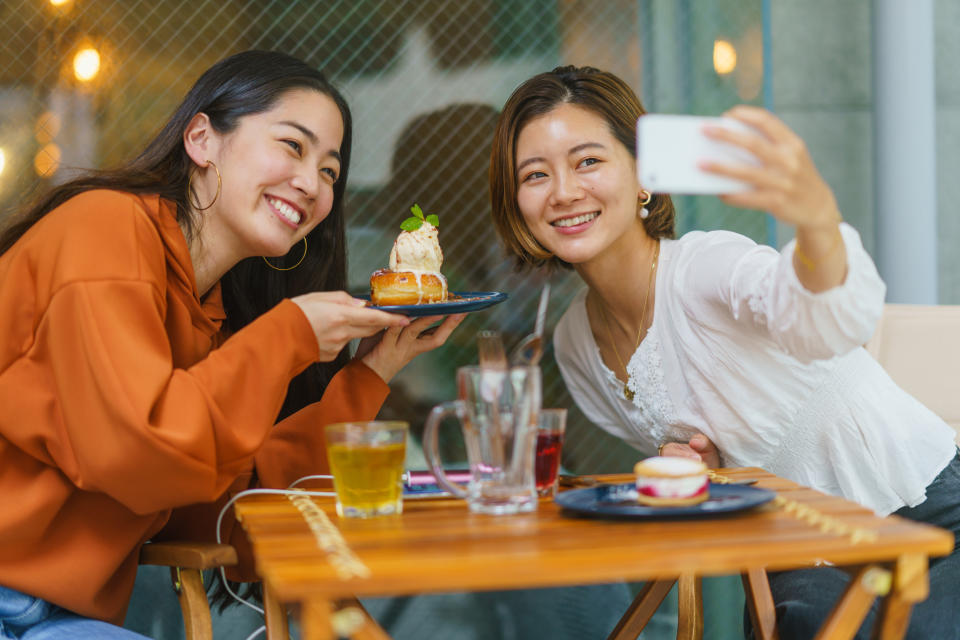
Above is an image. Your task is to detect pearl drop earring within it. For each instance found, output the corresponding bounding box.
[639,189,652,219]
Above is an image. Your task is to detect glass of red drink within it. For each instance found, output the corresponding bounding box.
[535,408,567,497]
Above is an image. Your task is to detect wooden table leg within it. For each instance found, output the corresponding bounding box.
[301,596,335,640]
[336,596,393,640]
[607,578,677,640]
[814,565,890,640]
[677,573,703,640]
[872,554,928,640]
[742,568,779,640]
[291,595,393,640]
[263,583,291,640]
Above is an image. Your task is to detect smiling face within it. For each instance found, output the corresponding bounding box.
[200,88,345,262]
[515,103,645,266]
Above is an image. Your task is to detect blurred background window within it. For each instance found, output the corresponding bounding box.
[1,0,957,475]
[4,2,956,638]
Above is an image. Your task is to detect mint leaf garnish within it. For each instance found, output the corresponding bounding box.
[401,203,438,231]
[400,217,423,231]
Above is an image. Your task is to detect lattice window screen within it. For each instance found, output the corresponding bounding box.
[0,0,763,474]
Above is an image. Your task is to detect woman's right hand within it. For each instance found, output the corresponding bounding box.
[291,291,409,361]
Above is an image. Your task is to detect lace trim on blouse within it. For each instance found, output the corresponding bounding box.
[595,325,678,446]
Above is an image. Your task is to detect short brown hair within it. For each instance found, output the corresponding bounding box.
[489,65,675,271]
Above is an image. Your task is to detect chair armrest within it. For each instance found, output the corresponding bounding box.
[139,541,238,570]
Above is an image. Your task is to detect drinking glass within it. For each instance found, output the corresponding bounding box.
[324,421,408,518]
[424,365,541,515]
[535,408,567,498]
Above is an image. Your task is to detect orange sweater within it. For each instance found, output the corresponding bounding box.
[0,190,389,624]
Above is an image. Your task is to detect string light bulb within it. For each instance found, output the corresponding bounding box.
[0,148,6,177]
[713,39,737,75]
[35,111,62,145]
[34,143,61,177]
[73,47,101,82]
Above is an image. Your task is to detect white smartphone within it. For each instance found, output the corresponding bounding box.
[636,114,760,195]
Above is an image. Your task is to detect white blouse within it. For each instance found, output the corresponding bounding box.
[554,225,957,515]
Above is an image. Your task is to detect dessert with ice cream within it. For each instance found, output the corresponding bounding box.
[633,456,709,506]
[370,204,448,305]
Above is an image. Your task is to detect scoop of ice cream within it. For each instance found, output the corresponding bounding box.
[389,221,443,273]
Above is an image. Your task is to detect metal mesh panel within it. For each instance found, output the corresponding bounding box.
[0,0,764,475]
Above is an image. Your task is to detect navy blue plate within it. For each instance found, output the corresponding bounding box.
[555,482,775,518]
[359,291,508,317]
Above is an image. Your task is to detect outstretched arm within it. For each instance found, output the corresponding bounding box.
[701,105,846,293]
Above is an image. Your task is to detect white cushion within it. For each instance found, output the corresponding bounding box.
[866,304,960,442]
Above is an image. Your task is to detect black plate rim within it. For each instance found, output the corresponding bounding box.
[356,291,508,316]
[554,482,775,519]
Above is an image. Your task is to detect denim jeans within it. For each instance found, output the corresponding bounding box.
[748,451,960,640]
[0,585,150,640]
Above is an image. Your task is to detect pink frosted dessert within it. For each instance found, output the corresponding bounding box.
[633,456,709,506]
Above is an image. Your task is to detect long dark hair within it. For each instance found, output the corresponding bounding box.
[0,50,353,419]
[489,65,675,271]
[1,50,356,611]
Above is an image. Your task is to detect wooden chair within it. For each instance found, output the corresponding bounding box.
[865,303,960,442]
[138,541,239,640]
[138,541,391,640]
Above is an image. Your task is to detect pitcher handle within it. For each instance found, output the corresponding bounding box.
[423,400,469,499]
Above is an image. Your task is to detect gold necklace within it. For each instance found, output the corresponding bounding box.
[599,240,660,401]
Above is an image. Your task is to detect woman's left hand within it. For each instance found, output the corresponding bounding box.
[701,105,840,232]
[356,313,467,383]
[659,433,721,469]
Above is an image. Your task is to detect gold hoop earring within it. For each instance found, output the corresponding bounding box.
[188,161,221,211]
[263,237,308,271]
[639,189,652,219]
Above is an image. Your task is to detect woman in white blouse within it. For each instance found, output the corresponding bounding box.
[489,65,959,639]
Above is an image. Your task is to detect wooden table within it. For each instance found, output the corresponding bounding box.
[234,468,953,640]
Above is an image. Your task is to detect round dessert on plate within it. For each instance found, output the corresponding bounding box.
[633,456,709,506]
[370,269,447,306]
[370,204,449,306]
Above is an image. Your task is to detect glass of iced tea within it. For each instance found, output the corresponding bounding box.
[535,408,567,498]
[324,421,408,518]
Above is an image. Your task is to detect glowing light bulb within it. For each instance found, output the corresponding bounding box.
[50,0,70,6]
[713,39,737,75]
[0,148,6,176]
[34,143,61,177]
[35,111,62,144]
[73,47,101,82]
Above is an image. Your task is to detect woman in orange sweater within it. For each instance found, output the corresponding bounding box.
[0,50,463,638]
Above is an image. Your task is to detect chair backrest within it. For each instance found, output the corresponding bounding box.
[865,303,960,443]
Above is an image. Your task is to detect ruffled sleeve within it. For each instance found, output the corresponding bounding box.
[674,224,886,363]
